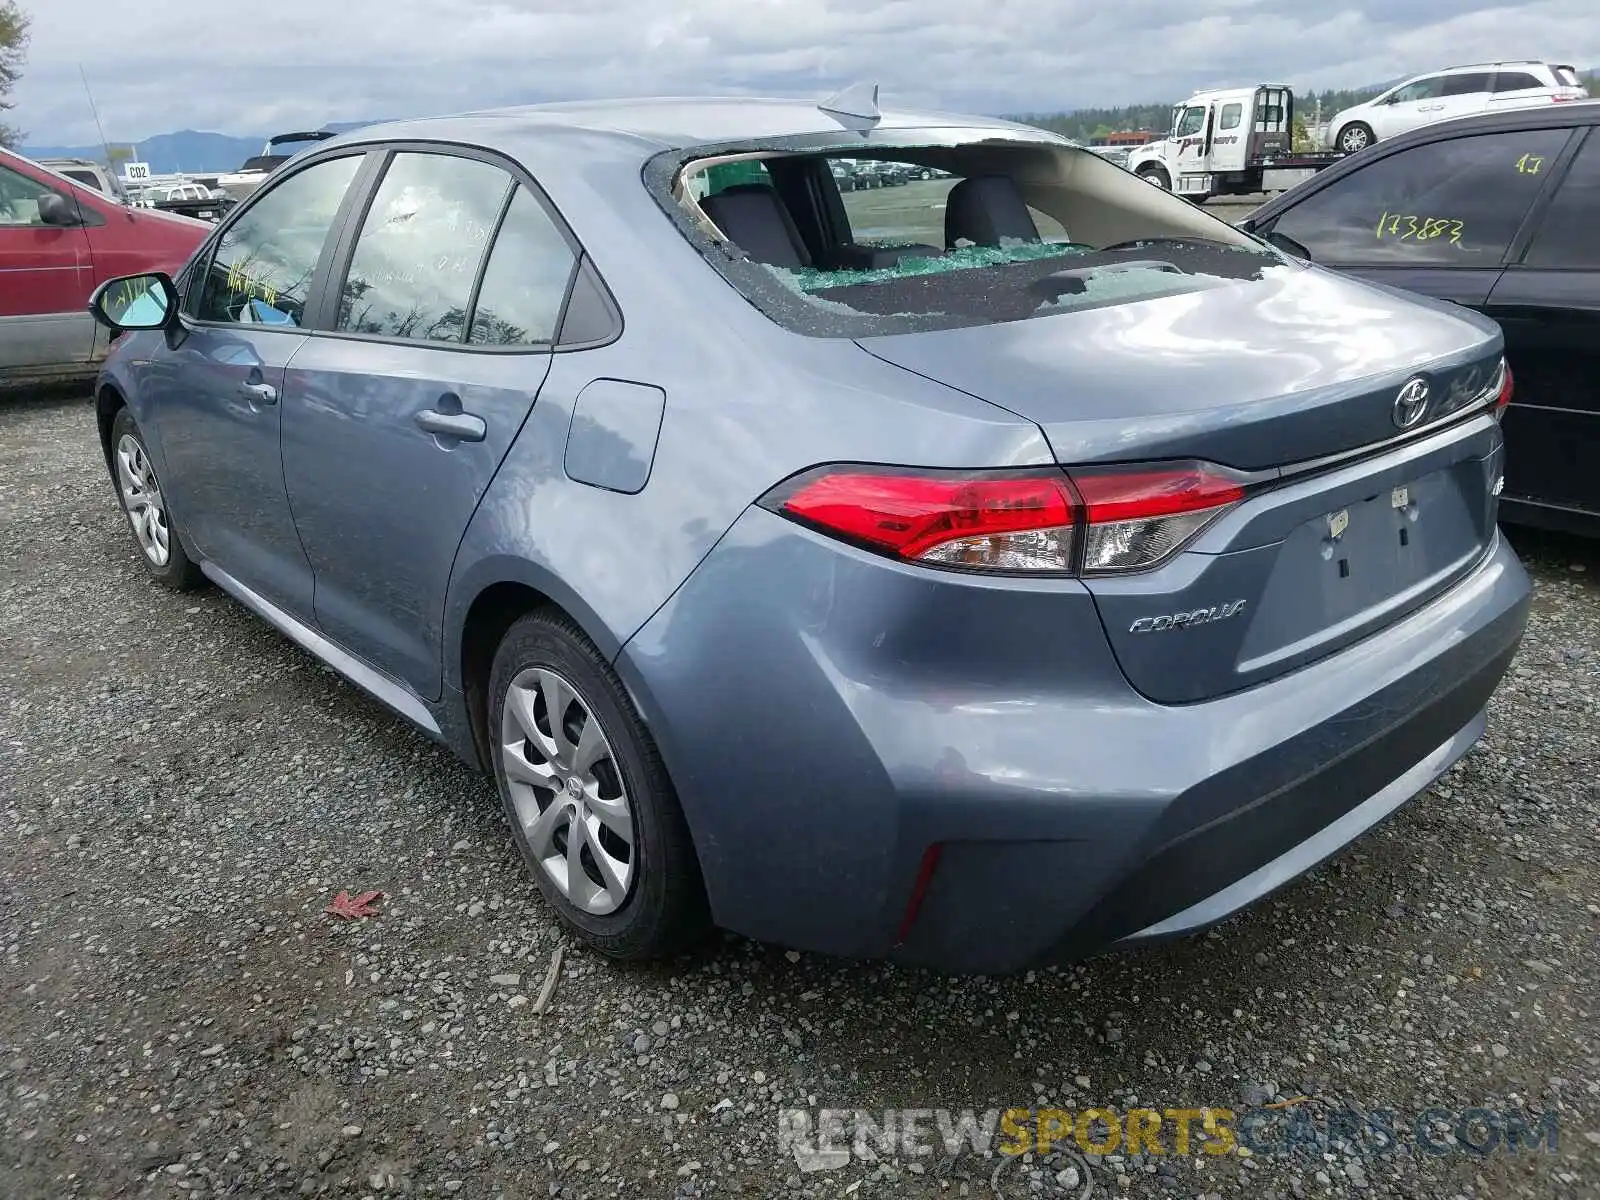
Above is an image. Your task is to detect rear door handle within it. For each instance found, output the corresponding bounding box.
[415,408,486,442]
[239,380,277,405]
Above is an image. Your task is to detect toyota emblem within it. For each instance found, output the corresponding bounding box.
[1392,377,1430,429]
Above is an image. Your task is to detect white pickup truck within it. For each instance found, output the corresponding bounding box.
[1125,85,1344,202]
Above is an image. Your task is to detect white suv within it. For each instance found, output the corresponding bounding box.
[1329,61,1588,153]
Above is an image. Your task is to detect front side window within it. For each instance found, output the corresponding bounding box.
[0,162,49,225]
[1174,106,1206,137]
[1219,103,1243,131]
[193,154,362,325]
[1523,133,1600,269]
[1389,77,1444,104]
[336,152,511,343]
[467,186,576,346]
[1267,129,1570,266]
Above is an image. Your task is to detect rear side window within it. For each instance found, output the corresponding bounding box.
[193,154,362,325]
[1494,71,1546,93]
[1523,133,1600,269]
[336,152,510,343]
[1443,73,1493,96]
[1219,104,1242,131]
[63,169,102,191]
[1267,129,1570,266]
[467,186,576,346]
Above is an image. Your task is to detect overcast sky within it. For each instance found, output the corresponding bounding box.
[14,0,1600,145]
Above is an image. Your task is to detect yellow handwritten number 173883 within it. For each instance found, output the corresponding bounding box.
[1376,212,1464,246]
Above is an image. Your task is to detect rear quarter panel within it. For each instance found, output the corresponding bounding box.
[441,129,1051,677]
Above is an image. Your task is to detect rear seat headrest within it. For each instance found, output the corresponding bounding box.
[700,184,813,269]
[943,174,1041,250]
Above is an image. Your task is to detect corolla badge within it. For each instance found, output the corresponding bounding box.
[1129,600,1247,634]
[1392,377,1431,429]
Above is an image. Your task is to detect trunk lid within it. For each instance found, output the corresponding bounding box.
[855,264,1501,471]
[857,265,1507,702]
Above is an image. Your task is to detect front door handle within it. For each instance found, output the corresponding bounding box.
[239,380,278,405]
[416,408,486,442]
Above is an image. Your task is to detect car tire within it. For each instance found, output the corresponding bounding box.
[488,610,711,961]
[108,408,203,590]
[1337,122,1374,153]
[1137,166,1172,190]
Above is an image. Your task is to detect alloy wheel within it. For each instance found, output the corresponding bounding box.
[500,667,635,915]
[115,433,170,567]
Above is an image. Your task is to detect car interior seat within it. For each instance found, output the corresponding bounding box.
[700,184,813,268]
[943,174,1042,249]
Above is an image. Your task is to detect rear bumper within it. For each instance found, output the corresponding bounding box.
[617,513,1530,974]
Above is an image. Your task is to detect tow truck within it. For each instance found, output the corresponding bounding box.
[1125,85,1345,202]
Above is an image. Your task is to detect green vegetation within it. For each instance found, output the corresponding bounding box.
[0,1,28,148]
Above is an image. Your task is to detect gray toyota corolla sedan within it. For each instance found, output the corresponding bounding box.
[86,93,1529,973]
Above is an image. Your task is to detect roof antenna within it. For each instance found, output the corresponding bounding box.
[818,82,881,124]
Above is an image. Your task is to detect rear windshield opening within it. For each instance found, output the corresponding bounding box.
[1554,65,1581,86]
[662,138,1285,336]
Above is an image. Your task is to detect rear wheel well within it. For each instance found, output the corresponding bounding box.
[460,582,555,769]
[96,384,127,469]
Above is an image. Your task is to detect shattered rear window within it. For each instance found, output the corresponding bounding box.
[648,132,1288,338]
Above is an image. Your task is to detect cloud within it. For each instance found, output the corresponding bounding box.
[12,0,1599,144]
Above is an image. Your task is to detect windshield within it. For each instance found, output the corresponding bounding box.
[655,134,1283,338]
[1554,65,1581,86]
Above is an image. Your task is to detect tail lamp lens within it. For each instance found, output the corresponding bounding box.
[763,461,1247,575]
[1493,358,1513,418]
[774,470,1079,572]
[1069,464,1247,573]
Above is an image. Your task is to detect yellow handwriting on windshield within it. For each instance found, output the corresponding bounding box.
[1375,212,1464,247]
[1515,153,1545,175]
[225,262,279,307]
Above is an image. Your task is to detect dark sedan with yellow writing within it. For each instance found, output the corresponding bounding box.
[1246,102,1600,536]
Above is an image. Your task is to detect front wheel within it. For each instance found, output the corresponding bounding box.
[109,408,203,590]
[1337,122,1374,154]
[1137,166,1172,191]
[488,611,710,960]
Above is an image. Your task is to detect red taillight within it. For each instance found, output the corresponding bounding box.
[1495,360,1514,418]
[1069,464,1247,523]
[1070,463,1248,573]
[763,460,1248,575]
[775,469,1079,571]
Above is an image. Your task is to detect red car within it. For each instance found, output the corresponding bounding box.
[0,147,208,386]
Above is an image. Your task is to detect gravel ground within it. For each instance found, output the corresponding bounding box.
[2,389,1597,1200]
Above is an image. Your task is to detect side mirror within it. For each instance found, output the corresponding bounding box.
[88,272,180,332]
[1265,230,1312,261]
[37,192,82,227]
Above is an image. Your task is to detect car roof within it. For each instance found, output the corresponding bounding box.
[1399,60,1561,82]
[322,95,1050,156]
